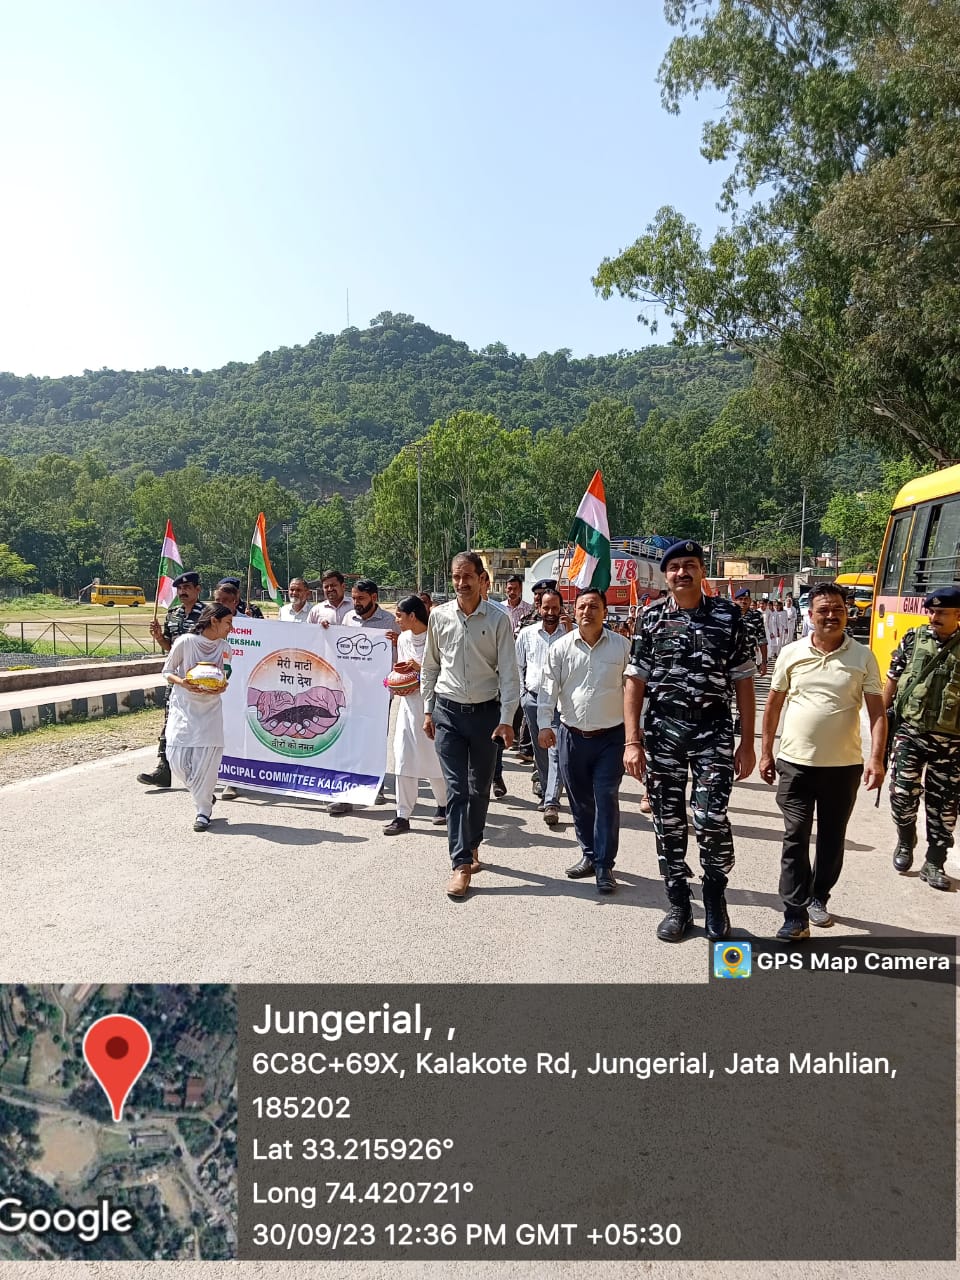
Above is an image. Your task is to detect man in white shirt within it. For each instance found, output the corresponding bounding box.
[760,583,886,938]
[422,552,520,900]
[516,588,565,824]
[539,588,631,894]
[279,578,312,622]
[327,578,397,816]
[307,570,353,626]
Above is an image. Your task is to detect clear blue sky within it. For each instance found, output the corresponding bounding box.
[0,0,726,376]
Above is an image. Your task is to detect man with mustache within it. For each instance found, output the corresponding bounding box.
[883,586,960,892]
[624,540,757,942]
[760,583,886,937]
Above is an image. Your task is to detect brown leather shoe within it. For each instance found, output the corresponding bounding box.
[446,865,472,899]
[470,848,484,874]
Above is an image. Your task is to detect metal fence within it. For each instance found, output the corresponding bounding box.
[1,621,162,658]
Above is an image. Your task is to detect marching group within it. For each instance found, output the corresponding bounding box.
[138,548,957,938]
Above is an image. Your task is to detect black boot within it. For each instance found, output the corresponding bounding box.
[920,855,951,891]
[893,822,916,873]
[137,751,171,788]
[657,884,693,942]
[702,878,730,942]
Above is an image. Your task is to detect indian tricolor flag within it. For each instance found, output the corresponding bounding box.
[156,520,183,609]
[568,470,611,592]
[250,512,283,606]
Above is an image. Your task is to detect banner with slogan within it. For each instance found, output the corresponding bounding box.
[217,618,392,803]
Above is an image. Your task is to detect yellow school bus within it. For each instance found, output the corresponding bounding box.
[872,465,960,673]
[88,584,146,607]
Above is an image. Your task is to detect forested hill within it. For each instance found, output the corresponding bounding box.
[0,313,748,490]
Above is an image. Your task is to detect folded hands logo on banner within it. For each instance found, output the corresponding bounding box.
[247,649,346,755]
[219,620,391,802]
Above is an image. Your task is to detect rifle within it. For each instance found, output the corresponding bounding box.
[877,707,899,807]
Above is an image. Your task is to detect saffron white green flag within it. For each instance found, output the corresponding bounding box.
[250,512,283,606]
[567,470,611,592]
[156,520,183,608]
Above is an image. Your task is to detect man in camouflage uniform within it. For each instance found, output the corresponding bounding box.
[137,571,205,788]
[625,541,757,942]
[735,589,768,676]
[883,587,960,891]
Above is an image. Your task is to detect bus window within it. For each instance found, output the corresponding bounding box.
[905,499,960,595]
[880,512,912,595]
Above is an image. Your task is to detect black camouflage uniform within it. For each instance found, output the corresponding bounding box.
[742,607,767,665]
[137,593,205,786]
[627,593,756,904]
[887,614,960,890]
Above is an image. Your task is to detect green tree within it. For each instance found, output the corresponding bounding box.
[594,0,960,466]
[0,543,36,587]
[296,495,356,576]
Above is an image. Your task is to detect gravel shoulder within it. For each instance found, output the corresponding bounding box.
[0,708,164,785]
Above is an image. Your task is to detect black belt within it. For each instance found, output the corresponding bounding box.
[651,704,730,724]
[436,696,500,715]
[561,722,623,738]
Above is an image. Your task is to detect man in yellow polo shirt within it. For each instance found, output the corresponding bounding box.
[759,583,887,939]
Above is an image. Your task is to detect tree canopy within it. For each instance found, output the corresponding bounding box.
[594,0,960,467]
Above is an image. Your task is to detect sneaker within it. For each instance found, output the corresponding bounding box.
[543,805,560,826]
[776,916,810,939]
[193,815,211,832]
[431,806,447,826]
[221,785,239,800]
[808,898,833,927]
[532,776,543,798]
[383,817,410,836]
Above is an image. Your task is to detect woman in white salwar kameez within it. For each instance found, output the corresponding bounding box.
[382,595,447,836]
[162,602,233,832]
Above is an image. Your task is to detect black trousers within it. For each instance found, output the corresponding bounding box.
[433,698,500,869]
[775,759,862,916]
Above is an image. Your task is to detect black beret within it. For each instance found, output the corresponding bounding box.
[532,578,557,592]
[734,588,751,599]
[172,572,200,587]
[659,540,705,571]
[924,587,960,609]
[217,577,241,589]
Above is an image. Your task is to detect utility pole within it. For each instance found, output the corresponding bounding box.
[709,510,719,578]
[282,524,291,584]
[416,444,423,593]
[798,486,807,575]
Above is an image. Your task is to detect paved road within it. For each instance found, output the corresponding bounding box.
[1,703,956,1279]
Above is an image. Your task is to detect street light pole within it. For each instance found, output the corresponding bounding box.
[710,509,719,579]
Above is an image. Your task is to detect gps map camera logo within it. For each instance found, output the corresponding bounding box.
[713,941,752,980]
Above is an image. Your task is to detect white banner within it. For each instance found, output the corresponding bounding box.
[218,619,392,802]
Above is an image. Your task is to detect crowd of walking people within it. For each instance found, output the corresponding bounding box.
[138,547,957,938]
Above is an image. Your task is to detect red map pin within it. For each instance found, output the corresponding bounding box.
[82,1015,153,1122]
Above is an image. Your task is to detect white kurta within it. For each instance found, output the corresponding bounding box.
[162,633,231,819]
[393,630,442,778]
